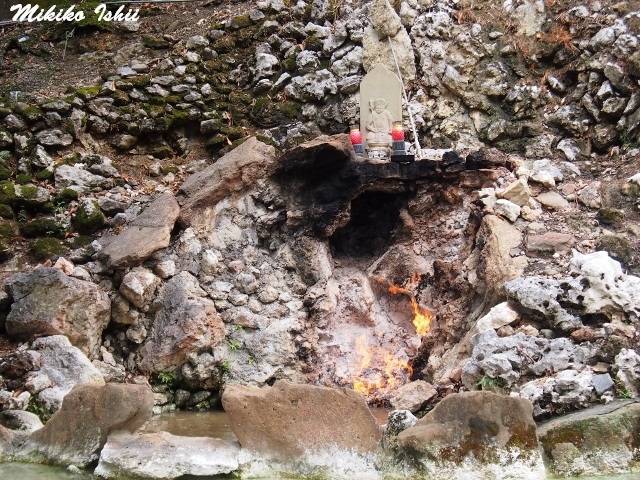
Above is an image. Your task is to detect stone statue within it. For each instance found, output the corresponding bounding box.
[365,97,393,146]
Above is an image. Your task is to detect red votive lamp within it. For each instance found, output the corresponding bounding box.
[350,126,364,156]
[391,121,405,141]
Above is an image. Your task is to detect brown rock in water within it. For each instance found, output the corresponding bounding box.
[178,137,276,227]
[396,391,543,474]
[221,380,382,461]
[4,267,110,359]
[538,401,640,476]
[99,193,180,269]
[18,382,154,467]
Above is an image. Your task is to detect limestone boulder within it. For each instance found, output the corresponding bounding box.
[538,401,640,476]
[17,382,153,467]
[362,25,416,82]
[221,381,382,461]
[470,214,527,299]
[178,137,276,227]
[138,272,225,373]
[461,330,595,392]
[95,432,240,479]
[396,391,544,478]
[4,267,110,359]
[28,336,105,413]
[99,193,180,268]
[390,380,437,413]
[369,0,402,39]
[119,267,160,309]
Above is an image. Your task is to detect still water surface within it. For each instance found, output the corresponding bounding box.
[0,411,637,480]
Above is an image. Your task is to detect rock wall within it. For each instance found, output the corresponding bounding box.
[0,0,638,430]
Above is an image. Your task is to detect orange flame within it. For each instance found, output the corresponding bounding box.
[352,335,413,398]
[383,275,434,337]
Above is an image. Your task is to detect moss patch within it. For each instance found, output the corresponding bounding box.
[20,217,65,238]
[30,237,65,260]
[71,200,106,234]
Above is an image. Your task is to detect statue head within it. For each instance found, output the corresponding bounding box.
[369,97,389,114]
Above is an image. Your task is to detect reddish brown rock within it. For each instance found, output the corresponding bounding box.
[19,382,154,467]
[178,137,276,227]
[527,232,575,255]
[99,193,180,269]
[570,327,604,342]
[221,381,382,461]
[4,267,110,359]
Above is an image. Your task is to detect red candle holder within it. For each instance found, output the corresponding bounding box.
[350,126,364,157]
[349,126,363,145]
[391,121,405,141]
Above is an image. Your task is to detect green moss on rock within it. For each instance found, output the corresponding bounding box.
[35,169,54,181]
[16,174,32,185]
[0,204,14,219]
[596,234,633,266]
[597,208,624,226]
[20,217,65,238]
[30,237,65,260]
[0,182,17,205]
[0,219,17,238]
[57,188,79,203]
[71,199,106,235]
[22,106,44,124]
[76,86,101,101]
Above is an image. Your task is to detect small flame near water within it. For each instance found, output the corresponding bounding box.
[352,275,434,400]
[352,334,413,399]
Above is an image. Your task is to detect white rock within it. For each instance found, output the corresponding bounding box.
[95,431,240,479]
[494,199,521,222]
[29,336,105,412]
[120,268,160,309]
[475,302,519,332]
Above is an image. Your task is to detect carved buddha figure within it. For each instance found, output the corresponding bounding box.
[365,97,394,147]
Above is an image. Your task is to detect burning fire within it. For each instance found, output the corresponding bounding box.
[385,274,433,336]
[351,274,434,401]
[352,335,413,399]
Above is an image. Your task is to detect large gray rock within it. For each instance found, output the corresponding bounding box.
[538,401,640,476]
[222,381,382,461]
[99,193,180,268]
[5,267,111,358]
[138,272,225,373]
[468,215,527,299]
[504,277,582,331]
[369,0,403,39]
[95,432,240,479]
[178,137,276,227]
[461,330,595,392]
[29,336,105,412]
[17,382,153,467]
[54,164,113,192]
[284,69,338,102]
[362,25,416,82]
[396,391,544,479]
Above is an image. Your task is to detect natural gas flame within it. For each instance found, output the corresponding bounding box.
[383,275,434,336]
[352,335,413,398]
